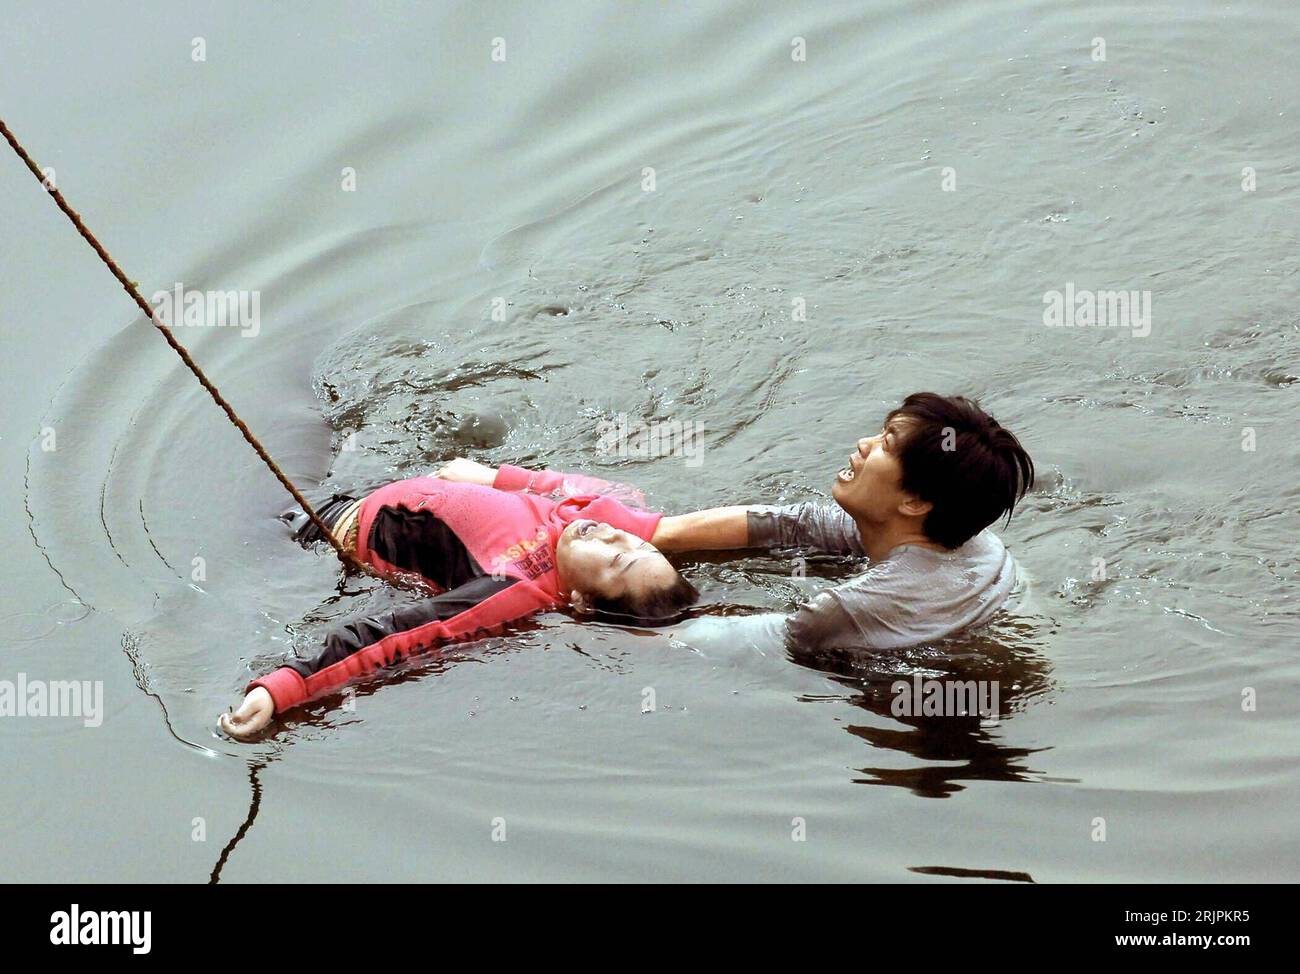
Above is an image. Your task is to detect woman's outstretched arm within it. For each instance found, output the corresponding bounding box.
[435,457,648,507]
[218,574,538,740]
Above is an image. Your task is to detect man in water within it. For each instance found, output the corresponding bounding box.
[648,392,1034,653]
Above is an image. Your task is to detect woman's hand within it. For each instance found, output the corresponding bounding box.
[217,687,274,741]
[434,457,498,486]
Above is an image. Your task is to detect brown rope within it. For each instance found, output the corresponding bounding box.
[2,116,395,585]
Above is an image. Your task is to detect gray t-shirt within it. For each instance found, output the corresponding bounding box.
[746,502,1019,652]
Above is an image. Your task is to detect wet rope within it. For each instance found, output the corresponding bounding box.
[1,116,383,582]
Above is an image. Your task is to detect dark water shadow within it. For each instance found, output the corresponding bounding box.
[790,620,1057,799]
[909,865,1036,883]
[209,757,269,885]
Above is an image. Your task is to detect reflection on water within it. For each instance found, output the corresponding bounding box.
[909,865,1035,883]
[209,758,268,885]
[795,616,1056,798]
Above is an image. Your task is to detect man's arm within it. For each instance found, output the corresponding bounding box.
[746,502,866,556]
[653,502,866,556]
[650,507,751,552]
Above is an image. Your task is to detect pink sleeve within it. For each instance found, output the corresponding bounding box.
[247,667,309,713]
[248,578,550,714]
[493,464,648,509]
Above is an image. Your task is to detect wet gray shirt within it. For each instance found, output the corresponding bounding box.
[746,502,1019,652]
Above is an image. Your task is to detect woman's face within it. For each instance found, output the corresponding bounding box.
[556,519,680,603]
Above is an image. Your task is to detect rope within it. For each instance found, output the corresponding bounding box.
[1,116,395,585]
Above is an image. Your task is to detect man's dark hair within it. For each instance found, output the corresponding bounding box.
[588,574,699,627]
[886,392,1034,549]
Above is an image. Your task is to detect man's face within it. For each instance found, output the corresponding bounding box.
[556,519,680,603]
[830,417,918,524]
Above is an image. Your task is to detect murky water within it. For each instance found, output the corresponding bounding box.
[2,1,1297,882]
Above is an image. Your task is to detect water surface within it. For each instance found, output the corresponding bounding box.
[2,0,1297,882]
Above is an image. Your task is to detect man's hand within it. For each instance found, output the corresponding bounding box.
[217,687,274,741]
[434,457,498,486]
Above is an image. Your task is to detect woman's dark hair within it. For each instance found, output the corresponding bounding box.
[885,393,1035,549]
[588,574,699,627]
